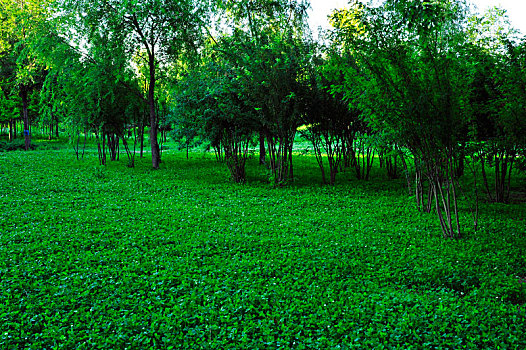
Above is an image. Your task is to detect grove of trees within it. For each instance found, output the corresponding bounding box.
[1,0,525,238]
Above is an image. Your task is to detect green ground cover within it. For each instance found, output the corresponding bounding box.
[0,144,525,349]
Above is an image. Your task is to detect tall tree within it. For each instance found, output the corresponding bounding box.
[465,7,525,203]
[173,59,258,182]
[0,0,49,149]
[331,0,475,238]
[59,0,207,168]
[214,0,310,171]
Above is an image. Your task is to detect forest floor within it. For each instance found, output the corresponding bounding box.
[0,139,525,348]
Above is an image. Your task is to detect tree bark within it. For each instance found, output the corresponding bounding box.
[139,121,145,158]
[8,119,14,141]
[20,86,31,150]
[148,56,160,169]
[54,112,59,138]
[259,132,266,165]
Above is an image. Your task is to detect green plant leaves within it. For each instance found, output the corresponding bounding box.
[0,147,525,348]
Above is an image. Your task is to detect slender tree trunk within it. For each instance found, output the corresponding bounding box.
[495,153,504,203]
[288,140,294,181]
[8,119,14,141]
[121,132,136,168]
[259,132,266,165]
[432,182,449,239]
[451,176,461,239]
[75,131,80,160]
[102,131,107,165]
[426,182,433,213]
[97,133,104,166]
[82,127,87,159]
[54,113,59,138]
[309,134,326,184]
[480,155,493,202]
[415,160,423,210]
[140,122,145,158]
[20,87,31,150]
[148,57,160,169]
[506,156,514,203]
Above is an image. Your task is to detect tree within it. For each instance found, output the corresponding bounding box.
[173,59,257,182]
[331,0,475,238]
[300,53,360,185]
[216,0,309,178]
[59,0,208,168]
[465,7,525,203]
[0,0,49,149]
[244,32,313,185]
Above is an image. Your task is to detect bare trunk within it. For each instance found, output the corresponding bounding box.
[432,182,449,239]
[148,57,160,169]
[266,132,294,186]
[288,141,294,181]
[426,182,433,213]
[49,116,53,140]
[20,87,31,150]
[97,132,105,166]
[82,127,87,159]
[464,158,480,232]
[259,133,266,165]
[140,122,145,158]
[74,131,80,160]
[365,147,374,180]
[451,175,461,239]
[310,134,326,184]
[480,155,494,202]
[8,119,14,141]
[55,113,59,138]
[121,131,136,168]
[494,151,514,203]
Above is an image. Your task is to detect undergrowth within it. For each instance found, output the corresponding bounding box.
[0,144,525,349]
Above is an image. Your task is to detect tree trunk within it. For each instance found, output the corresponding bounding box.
[82,127,87,159]
[259,132,266,165]
[54,112,59,138]
[97,134,104,166]
[102,132,107,165]
[288,141,294,181]
[8,119,14,141]
[480,155,494,202]
[20,87,31,150]
[139,122,145,158]
[148,56,160,169]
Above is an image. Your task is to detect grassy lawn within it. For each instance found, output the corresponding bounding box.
[0,142,525,349]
